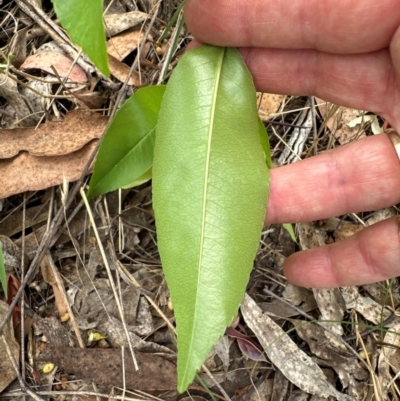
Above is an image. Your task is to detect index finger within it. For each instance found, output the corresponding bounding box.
[185,0,400,53]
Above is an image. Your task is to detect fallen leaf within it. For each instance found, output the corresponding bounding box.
[383,320,400,371]
[21,52,87,83]
[0,300,20,392]
[107,30,145,60]
[41,257,68,318]
[333,222,363,241]
[108,54,144,86]
[0,141,97,198]
[241,294,352,401]
[257,92,285,120]
[0,74,38,126]
[316,98,367,145]
[341,287,391,324]
[104,11,149,37]
[0,111,107,158]
[0,205,48,237]
[6,274,21,329]
[225,327,267,362]
[313,288,346,337]
[48,347,177,391]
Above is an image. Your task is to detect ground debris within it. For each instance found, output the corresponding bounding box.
[47,347,177,391]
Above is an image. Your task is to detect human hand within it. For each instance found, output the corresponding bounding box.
[184,0,400,288]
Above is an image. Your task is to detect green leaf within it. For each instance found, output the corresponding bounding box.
[0,243,7,298]
[258,118,272,168]
[283,223,297,243]
[121,167,152,189]
[152,45,269,392]
[51,0,109,76]
[88,85,166,198]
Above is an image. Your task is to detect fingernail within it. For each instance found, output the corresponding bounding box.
[387,130,400,160]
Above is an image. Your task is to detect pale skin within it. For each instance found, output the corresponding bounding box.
[184,0,400,288]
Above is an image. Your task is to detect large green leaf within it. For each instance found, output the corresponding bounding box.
[258,117,272,168]
[51,0,109,76]
[152,45,269,392]
[88,85,165,198]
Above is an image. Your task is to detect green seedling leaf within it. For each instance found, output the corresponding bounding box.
[88,85,166,198]
[0,243,7,298]
[52,0,109,76]
[258,118,272,168]
[283,223,297,243]
[153,45,269,392]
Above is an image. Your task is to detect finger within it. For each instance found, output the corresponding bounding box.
[238,47,399,128]
[185,0,400,53]
[265,134,400,224]
[284,216,400,287]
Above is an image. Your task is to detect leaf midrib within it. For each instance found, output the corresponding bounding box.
[93,126,156,194]
[181,48,226,384]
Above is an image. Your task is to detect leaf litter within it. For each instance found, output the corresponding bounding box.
[0,0,399,400]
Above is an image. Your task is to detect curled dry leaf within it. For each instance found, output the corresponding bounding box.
[108,54,144,86]
[21,52,87,83]
[104,11,149,37]
[225,326,267,362]
[107,29,146,60]
[241,294,352,401]
[0,110,106,158]
[0,141,97,199]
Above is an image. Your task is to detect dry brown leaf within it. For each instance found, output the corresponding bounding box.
[0,141,97,198]
[41,257,68,318]
[0,205,48,237]
[48,347,176,391]
[316,98,367,145]
[257,92,285,120]
[0,74,38,127]
[241,294,352,401]
[0,301,20,392]
[69,87,107,110]
[313,288,346,337]
[0,110,106,158]
[21,52,87,83]
[333,223,363,241]
[107,29,145,60]
[382,319,400,371]
[108,54,144,86]
[341,287,391,324]
[104,11,149,37]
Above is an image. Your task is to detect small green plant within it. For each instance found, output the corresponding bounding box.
[52,0,271,391]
